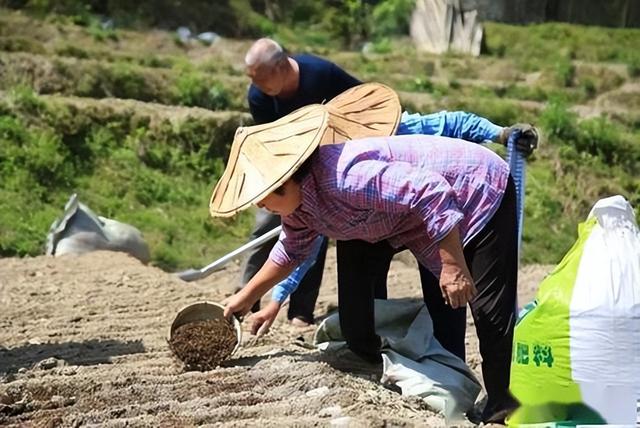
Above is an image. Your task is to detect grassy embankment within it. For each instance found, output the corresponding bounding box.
[1,10,639,269]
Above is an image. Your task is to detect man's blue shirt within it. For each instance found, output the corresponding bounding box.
[248,54,361,124]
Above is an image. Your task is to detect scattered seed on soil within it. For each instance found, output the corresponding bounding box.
[169,319,237,371]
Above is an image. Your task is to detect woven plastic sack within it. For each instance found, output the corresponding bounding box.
[508,195,640,426]
[46,193,150,264]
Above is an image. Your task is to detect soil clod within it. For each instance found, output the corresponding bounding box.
[169,319,237,371]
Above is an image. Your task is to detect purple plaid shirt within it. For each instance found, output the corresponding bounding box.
[269,134,510,275]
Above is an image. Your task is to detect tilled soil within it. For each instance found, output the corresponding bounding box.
[0,249,550,427]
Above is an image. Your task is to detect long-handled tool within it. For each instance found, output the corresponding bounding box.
[507,133,533,315]
[176,225,282,281]
[507,140,527,265]
[507,143,527,264]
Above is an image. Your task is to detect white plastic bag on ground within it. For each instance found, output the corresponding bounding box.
[509,195,640,426]
[46,194,150,264]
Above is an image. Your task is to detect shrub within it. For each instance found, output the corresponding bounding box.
[483,22,640,72]
[370,38,392,54]
[371,0,414,38]
[409,77,434,92]
[6,85,46,115]
[0,36,46,54]
[577,118,640,171]
[87,19,119,42]
[502,84,549,102]
[321,0,372,48]
[446,98,529,127]
[627,55,640,77]
[174,73,231,110]
[555,58,575,87]
[0,115,73,194]
[133,167,173,205]
[580,78,597,99]
[540,101,640,172]
[55,44,90,59]
[539,100,579,141]
[575,117,620,164]
[108,62,152,100]
[207,84,231,110]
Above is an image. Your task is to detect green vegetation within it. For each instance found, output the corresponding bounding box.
[0,53,246,110]
[524,100,640,262]
[0,85,252,270]
[0,6,639,269]
[483,22,640,71]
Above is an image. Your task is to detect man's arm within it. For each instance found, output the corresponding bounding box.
[397,111,539,155]
[271,235,325,303]
[396,111,502,143]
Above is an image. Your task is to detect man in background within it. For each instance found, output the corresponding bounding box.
[240,38,361,326]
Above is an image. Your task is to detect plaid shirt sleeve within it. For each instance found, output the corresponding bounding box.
[271,235,325,303]
[269,215,320,268]
[340,158,464,244]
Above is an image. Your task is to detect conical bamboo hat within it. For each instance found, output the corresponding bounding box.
[209,83,401,217]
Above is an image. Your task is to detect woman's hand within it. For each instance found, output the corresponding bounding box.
[223,259,295,320]
[440,262,476,308]
[248,300,282,336]
[223,289,256,319]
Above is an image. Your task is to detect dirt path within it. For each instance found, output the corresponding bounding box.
[0,250,551,427]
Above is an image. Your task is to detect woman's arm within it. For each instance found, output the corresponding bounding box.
[223,259,295,319]
[437,225,477,308]
[244,236,325,336]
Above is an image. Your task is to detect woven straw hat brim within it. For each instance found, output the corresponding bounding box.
[209,105,327,217]
[321,83,401,145]
[209,83,401,217]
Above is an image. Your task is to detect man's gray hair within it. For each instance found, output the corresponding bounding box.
[245,38,287,69]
